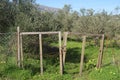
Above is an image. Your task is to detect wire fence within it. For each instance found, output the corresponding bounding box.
[0,31,120,76]
[0,32,17,65]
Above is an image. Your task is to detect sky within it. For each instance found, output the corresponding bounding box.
[36,0,120,13]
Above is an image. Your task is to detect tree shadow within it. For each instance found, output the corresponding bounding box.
[65,47,81,63]
[102,62,112,67]
[43,44,59,54]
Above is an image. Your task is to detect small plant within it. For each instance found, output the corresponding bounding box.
[89,66,120,80]
[85,59,96,70]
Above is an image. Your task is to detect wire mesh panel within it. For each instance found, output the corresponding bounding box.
[0,33,17,65]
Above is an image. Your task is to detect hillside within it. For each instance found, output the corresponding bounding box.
[36,4,60,12]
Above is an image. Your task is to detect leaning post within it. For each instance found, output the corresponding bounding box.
[80,35,86,76]
[98,34,104,68]
[62,32,68,66]
[96,34,104,68]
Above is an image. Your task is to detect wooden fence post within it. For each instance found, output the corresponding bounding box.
[58,32,63,75]
[17,27,20,67]
[96,34,104,68]
[39,34,43,75]
[80,36,86,76]
[20,34,23,68]
[62,32,68,66]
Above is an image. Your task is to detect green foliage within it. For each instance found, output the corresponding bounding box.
[85,59,96,70]
[64,63,80,74]
[0,40,120,80]
[0,63,31,80]
[0,1,120,80]
[3,68,31,80]
[89,66,120,80]
[0,0,120,37]
[0,0,16,32]
[32,73,73,80]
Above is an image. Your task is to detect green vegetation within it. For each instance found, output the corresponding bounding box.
[0,0,120,80]
[0,40,120,80]
[1,0,120,37]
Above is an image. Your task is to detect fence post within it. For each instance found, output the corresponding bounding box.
[20,34,23,68]
[80,35,86,76]
[59,32,63,75]
[39,34,43,75]
[62,32,68,66]
[17,27,21,67]
[96,34,104,68]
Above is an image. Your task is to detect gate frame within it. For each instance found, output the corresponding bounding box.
[17,27,63,75]
[17,27,104,76]
[62,32,104,76]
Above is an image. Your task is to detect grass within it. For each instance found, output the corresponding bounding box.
[0,40,120,80]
